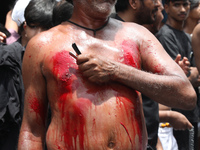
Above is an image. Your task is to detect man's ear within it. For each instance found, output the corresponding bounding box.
[129,0,138,10]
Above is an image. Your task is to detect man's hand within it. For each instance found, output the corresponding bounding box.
[0,32,7,43]
[77,54,116,84]
[175,54,190,75]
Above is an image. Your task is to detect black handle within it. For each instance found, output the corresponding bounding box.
[72,43,81,55]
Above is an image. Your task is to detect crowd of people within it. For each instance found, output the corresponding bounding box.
[0,0,200,149]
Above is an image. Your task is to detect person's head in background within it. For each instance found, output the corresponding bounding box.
[164,0,190,28]
[143,0,164,34]
[24,0,56,43]
[184,0,200,34]
[52,0,73,26]
[115,0,159,24]
[189,0,200,19]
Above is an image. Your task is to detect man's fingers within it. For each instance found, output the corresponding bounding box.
[175,54,181,63]
[78,61,94,72]
[76,54,91,65]
[82,68,95,77]
[0,32,6,38]
[182,57,190,64]
[69,51,77,59]
[0,32,6,43]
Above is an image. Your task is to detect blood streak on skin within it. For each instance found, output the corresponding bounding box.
[52,51,90,149]
[116,94,143,147]
[115,40,144,146]
[120,122,133,147]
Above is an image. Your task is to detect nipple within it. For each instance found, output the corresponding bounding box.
[108,141,116,148]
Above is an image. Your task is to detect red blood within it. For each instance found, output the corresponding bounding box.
[121,40,141,69]
[52,51,89,149]
[116,94,143,147]
[29,96,45,125]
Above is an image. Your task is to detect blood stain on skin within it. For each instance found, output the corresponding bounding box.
[116,94,143,147]
[29,97,40,113]
[121,40,141,69]
[52,51,87,149]
[29,96,45,125]
[154,63,164,74]
[120,122,133,147]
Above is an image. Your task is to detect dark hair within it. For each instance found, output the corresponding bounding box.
[165,0,189,4]
[53,0,73,26]
[115,0,130,12]
[190,0,200,10]
[66,0,73,4]
[24,0,56,30]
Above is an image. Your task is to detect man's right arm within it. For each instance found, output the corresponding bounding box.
[18,37,48,150]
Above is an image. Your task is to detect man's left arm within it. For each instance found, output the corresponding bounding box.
[77,28,197,110]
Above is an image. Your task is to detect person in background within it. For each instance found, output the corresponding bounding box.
[156,0,200,149]
[52,0,73,26]
[184,0,200,35]
[4,10,21,44]
[143,0,164,34]
[0,36,24,150]
[23,0,56,44]
[0,0,56,149]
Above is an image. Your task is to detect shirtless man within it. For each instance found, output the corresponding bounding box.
[192,23,200,72]
[18,0,197,149]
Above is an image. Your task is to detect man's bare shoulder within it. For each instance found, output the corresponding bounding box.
[31,27,62,45]
[110,18,153,41]
[26,25,68,54]
[111,18,148,32]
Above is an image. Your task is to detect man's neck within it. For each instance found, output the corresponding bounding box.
[166,18,184,31]
[70,7,110,30]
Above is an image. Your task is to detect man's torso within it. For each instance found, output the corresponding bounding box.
[35,19,147,149]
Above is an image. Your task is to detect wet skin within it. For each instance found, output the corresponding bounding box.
[43,31,146,149]
[20,19,147,150]
[18,16,196,149]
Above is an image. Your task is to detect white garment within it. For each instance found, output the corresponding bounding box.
[12,0,31,26]
[158,124,178,150]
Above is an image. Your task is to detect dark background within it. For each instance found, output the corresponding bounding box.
[0,0,16,25]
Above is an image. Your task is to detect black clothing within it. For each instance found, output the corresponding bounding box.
[157,24,199,150]
[156,24,198,122]
[156,24,192,61]
[142,95,159,150]
[173,122,198,150]
[111,13,159,150]
[110,13,124,22]
[0,41,24,149]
